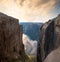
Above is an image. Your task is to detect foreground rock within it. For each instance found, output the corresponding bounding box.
[0,12,27,62]
[44,47,60,62]
[37,14,60,62]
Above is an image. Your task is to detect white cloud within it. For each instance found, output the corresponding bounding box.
[22,34,37,55]
[0,0,59,23]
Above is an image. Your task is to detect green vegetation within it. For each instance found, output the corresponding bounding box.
[26,55,37,62]
[4,55,37,62]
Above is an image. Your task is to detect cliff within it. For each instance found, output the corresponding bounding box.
[44,47,60,62]
[37,14,60,62]
[0,12,27,62]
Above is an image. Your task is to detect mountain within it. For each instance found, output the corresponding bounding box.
[20,23,43,41]
[21,23,43,55]
[37,14,60,62]
[0,12,28,62]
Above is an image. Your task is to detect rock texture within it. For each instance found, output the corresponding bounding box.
[37,14,60,62]
[44,47,60,62]
[0,12,27,62]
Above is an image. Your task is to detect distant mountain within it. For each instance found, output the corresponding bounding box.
[20,23,43,41]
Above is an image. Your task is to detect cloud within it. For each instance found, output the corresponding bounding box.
[18,0,60,8]
[0,0,60,22]
[22,34,37,55]
[16,0,58,22]
[0,0,21,20]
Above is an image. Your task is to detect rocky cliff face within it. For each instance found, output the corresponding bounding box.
[0,12,27,62]
[37,14,60,62]
[44,46,60,62]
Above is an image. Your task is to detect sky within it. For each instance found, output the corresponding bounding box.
[0,0,60,23]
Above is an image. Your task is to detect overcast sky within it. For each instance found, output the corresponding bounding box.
[0,0,60,23]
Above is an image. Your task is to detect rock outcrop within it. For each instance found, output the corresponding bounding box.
[0,12,27,62]
[44,46,60,62]
[37,14,60,62]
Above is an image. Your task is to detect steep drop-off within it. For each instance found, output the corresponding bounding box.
[37,14,60,62]
[0,12,27,62]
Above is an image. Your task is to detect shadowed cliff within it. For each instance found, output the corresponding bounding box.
[37,14,60,62]
[0,12,28,62]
